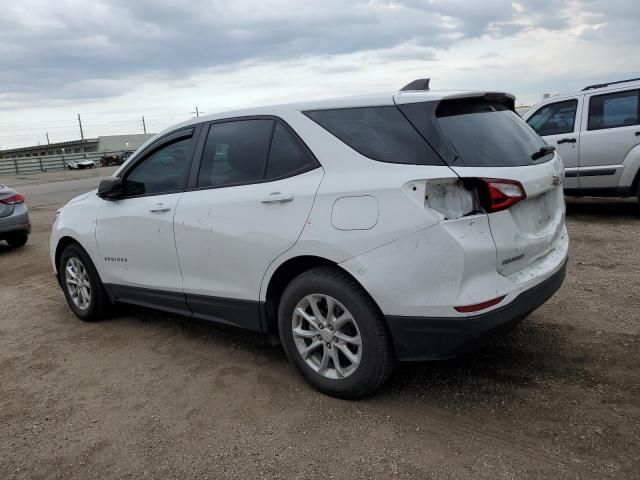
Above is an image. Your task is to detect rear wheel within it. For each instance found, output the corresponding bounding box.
[278,267,394,398]
[6,232,28,248]
[59,244,110,321]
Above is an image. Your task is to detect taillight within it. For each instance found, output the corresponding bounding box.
[476,178,526,213]
[0,193,25,205]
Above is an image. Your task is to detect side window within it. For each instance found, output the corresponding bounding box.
[588,90,639,131]
[265,122,318,179]
[197,120,274,188]
[526,100,578,136]
[124,137,193,196]
[304,106,441,165]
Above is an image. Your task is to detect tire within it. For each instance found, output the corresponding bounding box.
[6,232,28,248]
[278,266,394,399]
[58,243,111,321]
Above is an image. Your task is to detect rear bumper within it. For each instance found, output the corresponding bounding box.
[0,209,31,238]
[385,258,567,361]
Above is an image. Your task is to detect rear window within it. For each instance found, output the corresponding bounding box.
[434,100,547,167]
[303,106,442,165]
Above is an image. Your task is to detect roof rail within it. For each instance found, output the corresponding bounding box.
[400,78,430,92]
[582,77,640,91]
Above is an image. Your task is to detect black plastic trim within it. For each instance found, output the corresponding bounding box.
[186,293,262,332]
[103,284,264,333]
[385,259,567,361]
[564,186,633,197]
[577,168,617,177]
[108,284,189,316]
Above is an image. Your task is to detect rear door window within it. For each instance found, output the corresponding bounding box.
[526,100,578,136]
[587,89,639,130]
[197,119,274,188]
[304,106,442,165]
[265,122,318,179]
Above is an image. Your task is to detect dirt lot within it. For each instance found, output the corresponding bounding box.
[1,168,639,479]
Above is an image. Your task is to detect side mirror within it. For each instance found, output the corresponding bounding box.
[97,177,125,200]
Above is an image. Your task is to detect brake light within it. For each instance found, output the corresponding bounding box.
[477,178,526,213]
[454,295,506,313]
[0,193,25,205]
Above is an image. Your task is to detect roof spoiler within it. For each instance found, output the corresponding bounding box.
[435,92,516,111]
[400,78,430,92]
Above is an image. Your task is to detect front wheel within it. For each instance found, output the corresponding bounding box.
[59,244,111,321]
[278,267,394,398]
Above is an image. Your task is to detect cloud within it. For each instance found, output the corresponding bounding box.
[4,0,630,106]
[0,0,638,148]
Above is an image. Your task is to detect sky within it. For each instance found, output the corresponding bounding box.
[1,0,638,150]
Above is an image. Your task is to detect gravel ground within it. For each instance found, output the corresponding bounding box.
[1,168,639,479]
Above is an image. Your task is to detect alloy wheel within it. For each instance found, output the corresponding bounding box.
[291,294,362,379]
[65,257,91,310]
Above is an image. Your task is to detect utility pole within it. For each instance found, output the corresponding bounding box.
[192,106,203,118]
[46,132,50,145]
[78,114,85,157]
[142,116,147,134]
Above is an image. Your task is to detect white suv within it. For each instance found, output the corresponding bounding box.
[524,78,640,200]
[51,80,568,398]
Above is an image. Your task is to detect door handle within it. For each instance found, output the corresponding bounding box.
[149,203,171,213]
[557,138,577,144]
[635,131,640,136]
[261,192,294,204]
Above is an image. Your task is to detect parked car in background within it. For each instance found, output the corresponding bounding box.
[0,184,30,248]
[67,159,96,170]
[524,78,640,201]
[50,79,568,398]
[101,155,125,167]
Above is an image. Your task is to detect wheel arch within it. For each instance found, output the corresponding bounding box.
[620,143,640,195]
[54,236,82,277]
[262,255,384,336]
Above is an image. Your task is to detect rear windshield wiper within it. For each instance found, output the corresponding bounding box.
[531,145,556,161]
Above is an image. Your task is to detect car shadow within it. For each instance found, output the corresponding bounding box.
[112,306,586,404]
[0,242,24,255]
[565,196,639,219]
[381,324,568,400]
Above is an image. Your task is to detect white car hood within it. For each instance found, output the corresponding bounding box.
[67,190,96,205]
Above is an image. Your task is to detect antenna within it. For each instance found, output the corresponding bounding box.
[400,78,430,92]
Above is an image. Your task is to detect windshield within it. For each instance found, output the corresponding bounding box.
[436,100,548,167]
